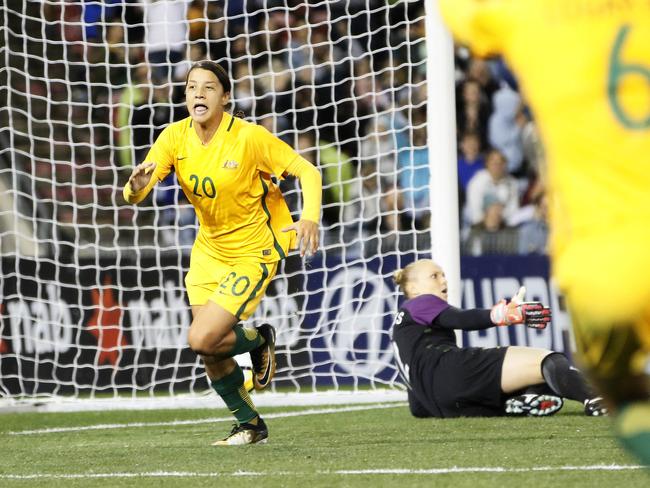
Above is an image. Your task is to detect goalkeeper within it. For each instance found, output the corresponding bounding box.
[391,259,606,418]
[123,60,321,446]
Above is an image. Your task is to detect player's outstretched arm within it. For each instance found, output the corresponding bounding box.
[123,162,158,204]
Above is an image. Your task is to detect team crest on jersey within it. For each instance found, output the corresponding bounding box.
[223,160,239,169]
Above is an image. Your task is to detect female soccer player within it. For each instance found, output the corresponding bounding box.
[123,60,321,445]
[391,259,606,418]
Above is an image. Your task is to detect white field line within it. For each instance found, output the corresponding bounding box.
[0,465,645,480]
[9,402,406,436]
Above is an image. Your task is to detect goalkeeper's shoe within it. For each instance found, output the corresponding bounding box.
[212,418,268,446]
[584,397,608,417]
[505,394,564,417]
[249,323,276,391]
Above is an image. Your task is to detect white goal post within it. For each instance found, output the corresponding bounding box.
[0,0,458,411]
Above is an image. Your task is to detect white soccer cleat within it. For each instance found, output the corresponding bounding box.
[505,394,563,417]
[584,397,608,417]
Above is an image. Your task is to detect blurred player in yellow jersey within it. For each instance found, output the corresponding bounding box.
[123,61,322,445]
[439,0,650,464]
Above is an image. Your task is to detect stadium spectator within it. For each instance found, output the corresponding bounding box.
[116,64,152,168]
[319,140,357,228]
[206,9,227,62]
[488,86,525,175]
[174,42,208,85]
[357,162,402,238]
[395,109,430,229]
[186,0,208,42]
[222,35,249,74]
[81,0,121,42]
[464,149,519,229]
[260,9,293,56]
[331,14,366,62]
[441,1,650,464]
[519,114,547,203]
[142,0,188,83]
[360,115,397,186]
[105,22,129,87]
[466,58,499,107]
[253,59,293,135]
[391,259,607,419]
[123,60,321,446]
[231,63,255,115]
[130,75,177,165]
[329,161,392,258]
[287,18,311,78]
[517,193,549,255]
[456,79,490,149]
[352,58,390,144]
[463,202,519,256]
[153,173,196,248]
[456,131,485,200]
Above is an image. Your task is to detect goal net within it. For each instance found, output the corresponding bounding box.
[0,0,430,410]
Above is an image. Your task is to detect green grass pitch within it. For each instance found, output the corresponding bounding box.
[0,401,647,487]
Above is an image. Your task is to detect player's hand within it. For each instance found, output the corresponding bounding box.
[490,286,526,326]
[127,162,156,193]
[519,302,552,329]
[512,286,552,329]
[490,286,551,329]
[282,219,319,257]
[490,298,524,326]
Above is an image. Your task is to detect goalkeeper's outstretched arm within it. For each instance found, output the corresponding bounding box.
[123,161,158,204]
[433,294,551,331]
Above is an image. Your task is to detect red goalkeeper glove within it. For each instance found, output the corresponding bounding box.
[490,286,552,329]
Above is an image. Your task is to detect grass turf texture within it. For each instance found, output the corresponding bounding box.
[0,402,647,487]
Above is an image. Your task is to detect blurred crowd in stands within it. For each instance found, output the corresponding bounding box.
[31,0,547,256]
[454,52,548,256]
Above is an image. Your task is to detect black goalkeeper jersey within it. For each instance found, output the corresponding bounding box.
[391,294,493,388]
[391,294,453,371]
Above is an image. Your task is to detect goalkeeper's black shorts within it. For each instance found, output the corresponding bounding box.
[410,346,508,418]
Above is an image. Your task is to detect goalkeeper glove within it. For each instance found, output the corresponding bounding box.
[490,286,552,329]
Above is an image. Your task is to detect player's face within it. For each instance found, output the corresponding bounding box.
[409,260,448,301]
[185,68,230,125]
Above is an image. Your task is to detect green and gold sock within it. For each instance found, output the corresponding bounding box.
[616,402,650,465]
[211,364,258,424]
[229,324,265,356]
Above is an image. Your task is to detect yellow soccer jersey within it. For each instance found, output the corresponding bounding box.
[440,1,650,322]
[142,112,303,263]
